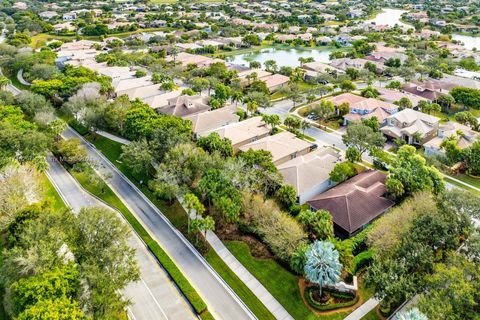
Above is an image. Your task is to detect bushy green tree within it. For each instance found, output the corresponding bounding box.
[386,145,444,199]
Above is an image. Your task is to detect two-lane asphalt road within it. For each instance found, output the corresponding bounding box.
[63,127,255,320]
[45,156,196,320]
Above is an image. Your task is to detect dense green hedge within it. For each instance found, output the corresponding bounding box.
[305,287,359,311]
[352,250,374,274]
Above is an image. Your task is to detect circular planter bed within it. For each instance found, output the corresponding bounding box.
[305,286,359,311]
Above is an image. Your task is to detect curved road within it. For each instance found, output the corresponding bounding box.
[45,156,196,320]
[63,127,255,320]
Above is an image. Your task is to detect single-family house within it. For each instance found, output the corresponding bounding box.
[277,147,343,204]
[239,131,316,165]
[143,90,183,110]
[380,109,440,145]
[343,98,398,125]
[261,74,290,92]
[158,95,210,118]
[39,11,58,20]
[375,87,427,108]
[185,105,240,136]
[200,116,270,150]
[402,79,455,101]
[63,12,77,21]
[424,121,479,157]
[307,170,394,238]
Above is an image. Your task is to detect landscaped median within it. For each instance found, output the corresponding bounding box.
[65,167,212,319]
[83,134,277,320]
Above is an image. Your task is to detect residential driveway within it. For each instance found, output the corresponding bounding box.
[63,127,255,320]
[262,99,294,118]
[45,156,196,320]
[305,126,346,150]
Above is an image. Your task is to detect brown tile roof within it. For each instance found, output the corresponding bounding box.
[307,170,394,235]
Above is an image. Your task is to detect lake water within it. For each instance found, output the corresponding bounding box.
[452,34,480,51]
[364,8,412,29]
[226,46,333,68]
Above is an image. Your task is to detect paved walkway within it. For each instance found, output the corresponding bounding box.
[206,231,294,320]
[97,130,131,145]
[17,69,31,86]
[45,156,196,320]
[64,126,256,320]
[344,298,380,320]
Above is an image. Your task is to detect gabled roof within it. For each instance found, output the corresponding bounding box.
[277,147,342,196]
[142,90,183,109]
[117,83,163,100]
[381,108,440,138]
[307,170,394,234]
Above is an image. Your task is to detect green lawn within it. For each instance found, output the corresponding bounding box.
[204,249,276,320]
[360,308,382,320]
[39,172,67,211]
[444,175,480,197]
[225,241,374,320]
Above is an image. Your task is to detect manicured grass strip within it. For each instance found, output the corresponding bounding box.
[70,170,208,315]
[444,176,480,197]
[39,172,68,211]
[225,241,312,320]
[89,134,276,320]
[88,134,283,319]
[205,248,276,320]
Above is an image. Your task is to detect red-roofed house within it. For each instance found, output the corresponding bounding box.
[307,170,394,238]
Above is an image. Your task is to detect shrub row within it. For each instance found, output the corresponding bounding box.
[351,249,374,275]
[305,287,359,311]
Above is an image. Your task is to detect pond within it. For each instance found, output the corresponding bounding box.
[226,46,334,68]
[364,8,412,29]
[452,34,480,51]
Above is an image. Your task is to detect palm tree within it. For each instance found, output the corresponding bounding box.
[170,47,178,63]
[304,240,342,298]
[395,308,428,320]
[262,114,281,133]
[301,120,311,135]
[184,193,205,233]
[231,91,243,107]
[247,100,258,116]
[246,72,258,85]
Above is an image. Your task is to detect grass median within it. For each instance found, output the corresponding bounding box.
[85,134,276,320]
[68,168,209,316]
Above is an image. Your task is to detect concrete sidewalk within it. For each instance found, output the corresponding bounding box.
[205,231,294,320]
[46,156,196,320]
[344,298,380,320]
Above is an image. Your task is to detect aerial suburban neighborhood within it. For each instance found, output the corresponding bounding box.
[0,0,479,320]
